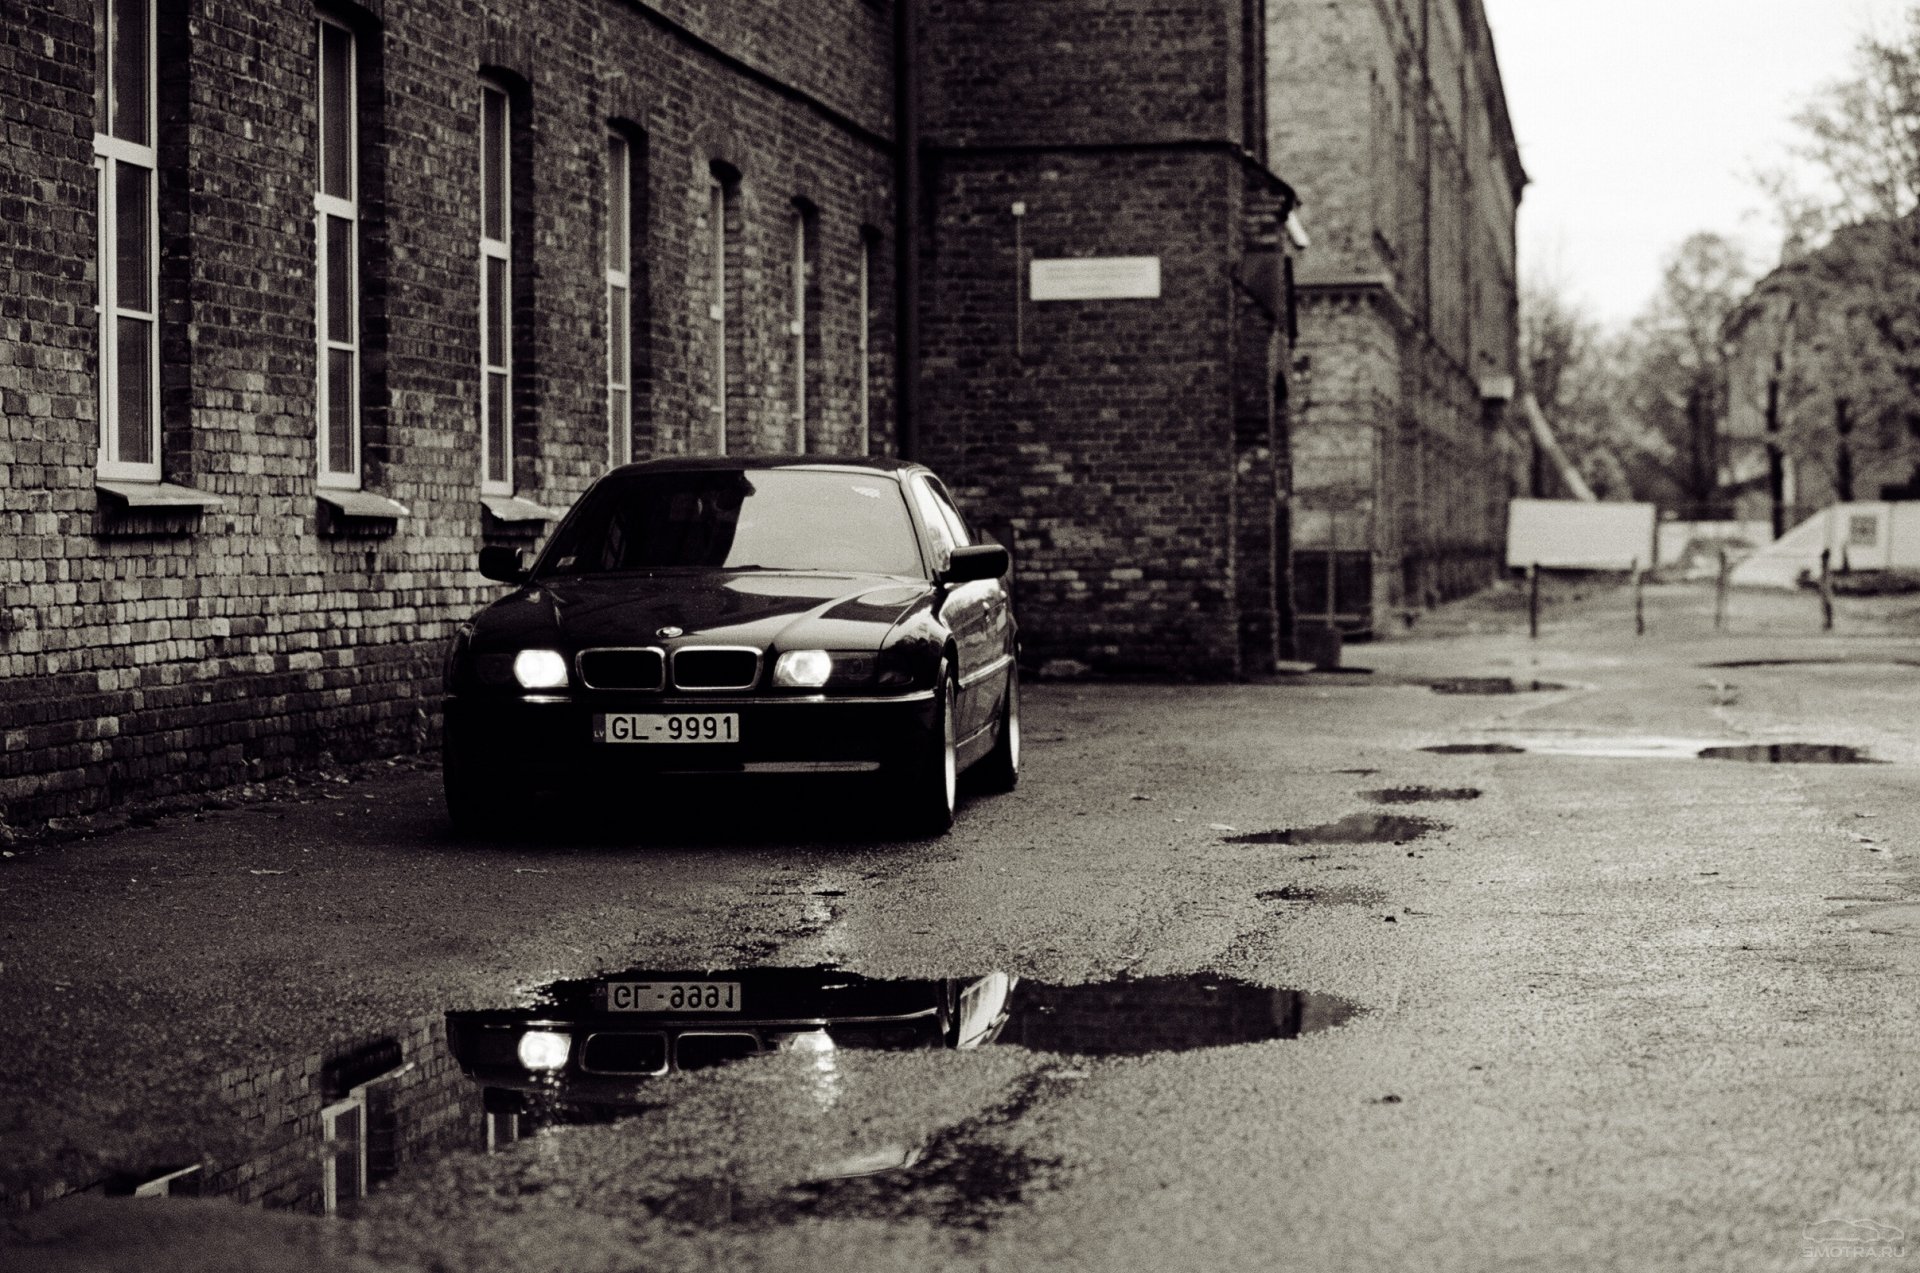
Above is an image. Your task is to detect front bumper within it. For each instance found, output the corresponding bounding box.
[442,689,938,780]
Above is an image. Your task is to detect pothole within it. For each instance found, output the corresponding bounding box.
[1222,813,1443,845]
[1698,743,1881,764]
[1428,677,1569,694]
[1363,786,1481,804]
[1421,742,1524,755]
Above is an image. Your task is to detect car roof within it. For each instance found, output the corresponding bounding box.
[605,454,924,479]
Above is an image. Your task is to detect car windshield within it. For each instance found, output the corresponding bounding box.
[536,468,926,578]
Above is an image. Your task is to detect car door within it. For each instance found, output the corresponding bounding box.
[919,476,1010,740]
[907,476,993,738]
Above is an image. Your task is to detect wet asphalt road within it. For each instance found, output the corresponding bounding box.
[8,580,1920,1271]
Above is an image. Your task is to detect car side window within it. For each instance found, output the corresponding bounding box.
[908,477,958,568]
[923,478,974,549]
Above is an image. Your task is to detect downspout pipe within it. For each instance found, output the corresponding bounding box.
[893,0,922,460]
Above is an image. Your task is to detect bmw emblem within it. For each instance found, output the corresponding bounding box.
[656,625,683,639]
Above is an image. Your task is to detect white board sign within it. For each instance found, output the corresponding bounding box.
[1506,499,1656,570]
[1029,256,1162,302]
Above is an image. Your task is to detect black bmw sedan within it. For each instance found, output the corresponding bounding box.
[441,457,1019,835]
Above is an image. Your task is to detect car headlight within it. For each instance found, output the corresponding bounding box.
[774,649,835,687]
[516,1030,570,1071]
[512,649,569,689]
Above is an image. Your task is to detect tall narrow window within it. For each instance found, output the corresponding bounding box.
[857,232,872,456]
[606,132,632,467]
[708,175,728,455]
[94,0,159,480]
[479,80,512,493]
[316,15,359,487]
[789,201,821,454]
[790,207,807,452]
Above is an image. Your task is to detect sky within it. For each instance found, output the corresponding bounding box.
[1480,0,1914,329]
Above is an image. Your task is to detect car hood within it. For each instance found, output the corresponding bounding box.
[476,570,932,650]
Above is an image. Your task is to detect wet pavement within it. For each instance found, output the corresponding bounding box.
[7,577,1920,1271]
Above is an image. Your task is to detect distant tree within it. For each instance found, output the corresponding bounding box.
[1517,280,1643,499]
[1743,9,1920,502]
[1759,9,1920,254]
[1620,233,1753,515]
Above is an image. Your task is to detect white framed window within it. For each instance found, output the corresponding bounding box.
[94,0,159,481]
[708,176,727,455]
[480,80,512,494]
[320,1095,365,1214]
[316,14,359,488]
[606,132,631,467]
[858,232,872,456]
[790,207,808,453]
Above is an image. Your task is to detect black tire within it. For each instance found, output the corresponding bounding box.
[442,729,509,835]
[898,660,958,836]
[975,663,1020,793]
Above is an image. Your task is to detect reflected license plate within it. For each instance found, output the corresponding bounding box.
[607,981,742,1013]
[594,713,739,744]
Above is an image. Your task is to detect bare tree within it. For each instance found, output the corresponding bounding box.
[1621,234,1753,514]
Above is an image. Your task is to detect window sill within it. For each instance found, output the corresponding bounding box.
[481,494,559,525]
[94,479,223,537]
[319,489,411,538]
[95,478,225,509]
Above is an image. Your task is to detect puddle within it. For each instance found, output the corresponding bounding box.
[1703,659,1920,670]
[450,968,1358,1097]
[1698,743,1881,764]
[1256,884,1385,907]
[1421,743,1524,755]
[1223,813,1443,845]
[1363,786,1480,804]
[1428,677,1569,694]
[54,968,1359,1226]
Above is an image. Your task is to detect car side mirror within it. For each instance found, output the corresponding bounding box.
[942,543,1010,585]
[478,545,529,584]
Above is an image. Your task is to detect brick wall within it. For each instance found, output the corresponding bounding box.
[918,0,1292,677]
[0,0,896,832]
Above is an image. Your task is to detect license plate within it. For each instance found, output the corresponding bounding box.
[607,981,742,1013]
[594,713,739,744]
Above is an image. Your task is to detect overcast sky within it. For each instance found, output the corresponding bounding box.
[1480,0,1913,329]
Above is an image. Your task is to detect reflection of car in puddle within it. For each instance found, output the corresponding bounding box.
[449,968,1016,1106]
[450,967,1353,1108]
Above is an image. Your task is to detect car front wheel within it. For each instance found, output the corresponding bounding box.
[898,661,957,836]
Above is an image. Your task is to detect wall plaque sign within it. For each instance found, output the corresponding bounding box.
[1029,256,1162,301]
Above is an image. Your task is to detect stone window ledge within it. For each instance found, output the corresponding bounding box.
[95,479,225,509]
[481,494,559,526]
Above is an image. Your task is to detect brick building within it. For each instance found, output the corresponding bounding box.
[0,0,1298,830]
[916,0,1297,677]
[1266,0,1525,634]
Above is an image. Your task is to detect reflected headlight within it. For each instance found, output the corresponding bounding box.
[512,649,569,689]
[516,1030,570,1071]
[773,650,834,688]
[774,1029,838,1056]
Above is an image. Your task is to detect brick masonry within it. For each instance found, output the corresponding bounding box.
[917,0,1295,677]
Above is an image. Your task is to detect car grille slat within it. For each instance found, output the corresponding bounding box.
[578,648,665,690]
[672,648,761,691]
